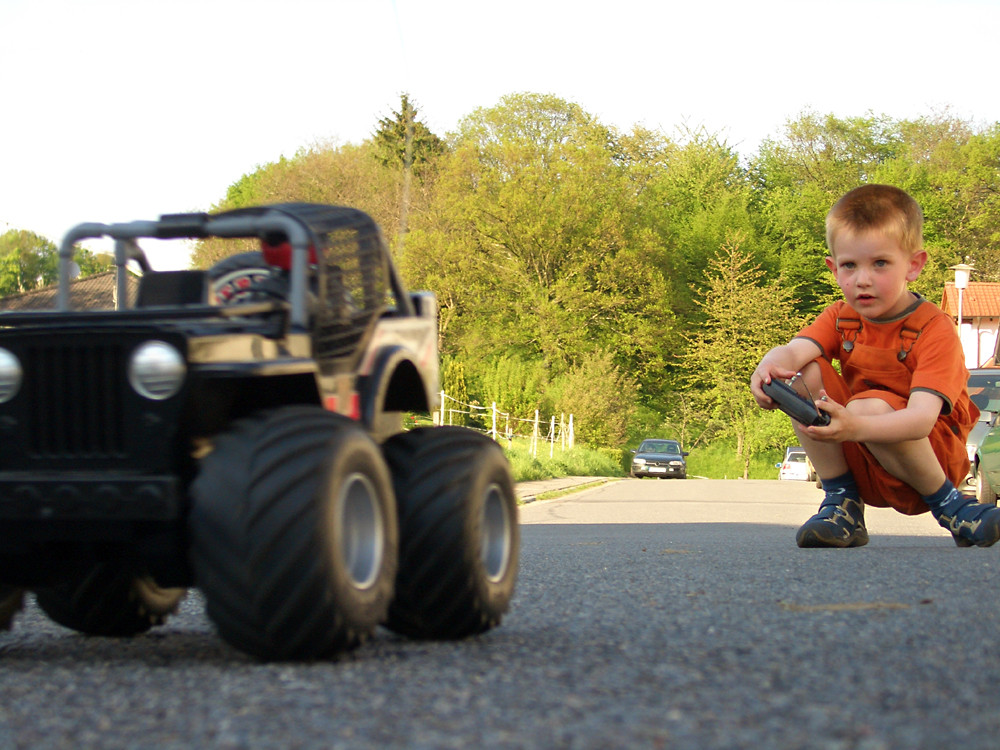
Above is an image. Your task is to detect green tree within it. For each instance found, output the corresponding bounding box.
[0,230,59,295]
[372,93,445,174]
[681,236,804,478]
[74,248,114,277]
[547,350,637,447]
[372,93,446,257]
[656,391,715,453]
[440,355,470,426]
[473,354,548,422]
[403,93,675,402]
[191,141,418,268]
[638,127,765,323]
[876,115,1000,282]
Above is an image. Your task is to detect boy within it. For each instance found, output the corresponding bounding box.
[750,184,1000,548]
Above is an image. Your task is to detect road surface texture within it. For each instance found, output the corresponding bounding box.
[2,477,1000,749]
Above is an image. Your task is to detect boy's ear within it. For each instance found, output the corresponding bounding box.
[906,250,928,281]
[825,255,836,274]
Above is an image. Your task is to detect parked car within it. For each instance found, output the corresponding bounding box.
[969,369,1000,503]
[630,439,688,479]
[777,446,811,481]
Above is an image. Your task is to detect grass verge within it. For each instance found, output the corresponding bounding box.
[502,439,623,482]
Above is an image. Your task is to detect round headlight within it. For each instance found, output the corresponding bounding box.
[0,348,22,403]
[128,341,186,400]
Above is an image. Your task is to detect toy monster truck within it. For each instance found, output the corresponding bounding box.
[0,203,519,660]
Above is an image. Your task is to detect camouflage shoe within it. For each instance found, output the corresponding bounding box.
[796,493,869,548]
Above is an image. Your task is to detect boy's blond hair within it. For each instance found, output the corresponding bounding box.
[826,184,924,256]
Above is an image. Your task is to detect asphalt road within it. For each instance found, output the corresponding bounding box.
[3,478,1000,749]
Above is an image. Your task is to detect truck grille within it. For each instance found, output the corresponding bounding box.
[23,341,126,459]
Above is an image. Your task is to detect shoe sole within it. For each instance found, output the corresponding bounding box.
[796,527,870,549]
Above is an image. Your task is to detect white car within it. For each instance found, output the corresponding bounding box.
[777,447,811,481]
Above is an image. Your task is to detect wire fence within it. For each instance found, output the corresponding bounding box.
[434,390,575,458]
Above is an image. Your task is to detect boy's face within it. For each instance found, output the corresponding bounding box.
[825,230,927,320]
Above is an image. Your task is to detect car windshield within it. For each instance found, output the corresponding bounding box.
[639,440,680,454]
[968,372,1000,413]
[786,454,807,463]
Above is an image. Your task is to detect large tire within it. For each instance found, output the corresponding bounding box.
[976,468,997,506]
[382,427,519,640]
[34,565,185,637]
[190,406,398,661]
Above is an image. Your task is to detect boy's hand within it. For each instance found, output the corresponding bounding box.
[802,390,850,442]
[750,363,800,409]
[750,340,824,410]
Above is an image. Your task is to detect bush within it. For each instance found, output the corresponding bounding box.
[474,354,548,422]
[502,439,623,482]
[686,438,783,480]
[548,350,637,447]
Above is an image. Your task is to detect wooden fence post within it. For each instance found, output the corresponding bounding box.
[432,392,573,458]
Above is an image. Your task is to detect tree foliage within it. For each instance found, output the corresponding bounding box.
[75,249,114,277]
[372,93,445,174]
[189,140,424,267]
[371,94,444,256]
[403,93,676,401]
[440,355,471,426]
[472,354,548,422]
[0,231,112,297]
[546,350,637,447]
[681,237,805,477]
[0,230,58,295]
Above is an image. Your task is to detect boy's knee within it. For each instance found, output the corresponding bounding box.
[798,360,824,390]
[845,397,894,416]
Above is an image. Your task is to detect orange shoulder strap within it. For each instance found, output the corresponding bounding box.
[835,315,862,352]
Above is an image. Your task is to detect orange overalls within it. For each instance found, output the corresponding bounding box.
[797,298,978,515]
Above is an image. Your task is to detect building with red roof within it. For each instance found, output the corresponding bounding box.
[940,282,1000,369]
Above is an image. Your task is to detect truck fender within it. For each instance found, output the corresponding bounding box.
[358,346,431,434]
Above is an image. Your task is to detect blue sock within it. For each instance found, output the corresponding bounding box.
[921,479,960,513]
[820,472,859,501]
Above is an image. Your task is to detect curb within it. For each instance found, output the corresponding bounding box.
[517,478,619,504]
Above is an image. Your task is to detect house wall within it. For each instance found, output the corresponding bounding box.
[961,317,999,369]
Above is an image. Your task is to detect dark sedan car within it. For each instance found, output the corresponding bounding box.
[630,439,688,479]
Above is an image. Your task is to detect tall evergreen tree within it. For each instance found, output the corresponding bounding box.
[681,236,803,477]
[372,93,444,173]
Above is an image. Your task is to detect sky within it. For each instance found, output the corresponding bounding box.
[2,0,998,269]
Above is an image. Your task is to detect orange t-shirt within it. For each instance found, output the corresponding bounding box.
[796,295,978,515]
